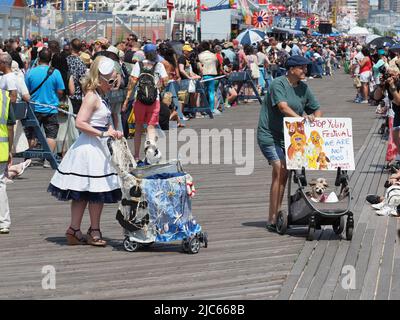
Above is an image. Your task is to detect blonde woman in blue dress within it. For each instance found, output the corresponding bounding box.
[48,56,123,247]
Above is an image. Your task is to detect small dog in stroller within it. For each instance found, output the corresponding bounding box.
[276,168,354,241]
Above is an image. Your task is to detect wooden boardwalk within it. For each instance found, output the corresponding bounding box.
[0,71,386,299]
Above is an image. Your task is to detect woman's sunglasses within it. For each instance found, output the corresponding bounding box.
[100,75,118,86]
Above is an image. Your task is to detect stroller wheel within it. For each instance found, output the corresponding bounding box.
[333,216,345,235]
[276,210,288,235]
[307,225,315,241]
[182,239,189,252]
[346,225,353,241]
[123,237,140,252]
[188,237,201,254]
[199,232,208,248]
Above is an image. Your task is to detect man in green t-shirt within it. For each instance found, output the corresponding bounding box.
[257,55,322,232]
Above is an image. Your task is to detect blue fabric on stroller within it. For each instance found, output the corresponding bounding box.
[141,174,201,242]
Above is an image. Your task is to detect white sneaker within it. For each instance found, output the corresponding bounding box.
[359,100,369,104]
[212,110,222,115]
[371,202,386,210]
[376,206,396,216]
[43,159,51,168]
[0,227,10,234]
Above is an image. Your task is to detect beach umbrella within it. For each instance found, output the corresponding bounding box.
[236,28,266,46]
[389,43,400,52]
[366,34,381,44]
[367,36,397,49]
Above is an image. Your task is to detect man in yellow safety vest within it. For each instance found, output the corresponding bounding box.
[0,89,15,234]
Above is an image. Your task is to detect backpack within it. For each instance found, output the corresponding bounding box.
[119,62,130,89]
[136,61,158,105]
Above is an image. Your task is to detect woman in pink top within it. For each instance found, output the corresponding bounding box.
[358,47,373,103]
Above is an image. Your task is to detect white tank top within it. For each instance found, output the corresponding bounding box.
[90,91,112,127]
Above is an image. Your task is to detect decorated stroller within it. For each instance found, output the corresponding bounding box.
[108,138,208,254]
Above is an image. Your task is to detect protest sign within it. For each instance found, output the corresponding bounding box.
[283,117,355,170]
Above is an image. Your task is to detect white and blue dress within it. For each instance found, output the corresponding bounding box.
[48,93,121,203]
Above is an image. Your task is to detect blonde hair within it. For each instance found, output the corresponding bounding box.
[81,56,105,93]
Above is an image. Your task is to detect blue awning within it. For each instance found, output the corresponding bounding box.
[271,27,304,36]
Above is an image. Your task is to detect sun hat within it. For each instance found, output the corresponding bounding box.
[132,50,145,62]
[95,37,109,46]
[285,55,312,68]
[79,52,92,65]
[107,45,119,55]
[182,44,193,52]
[98,57,115,75]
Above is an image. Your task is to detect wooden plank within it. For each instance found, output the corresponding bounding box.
[276,242,318,300]
[359,214,388,300]
[290,231,331,300]
[306,232,340,300]
[389,219,400,299]
[375,216,396,300]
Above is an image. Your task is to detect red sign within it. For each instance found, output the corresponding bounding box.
[307,16,320,29]
[252,11,269,28]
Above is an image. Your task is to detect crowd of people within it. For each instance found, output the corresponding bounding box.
[0,32,368,239]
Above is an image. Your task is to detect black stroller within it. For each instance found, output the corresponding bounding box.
[276,167,354,241]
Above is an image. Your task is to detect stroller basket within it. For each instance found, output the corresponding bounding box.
[130,160,184,178]
[290,188,350,225]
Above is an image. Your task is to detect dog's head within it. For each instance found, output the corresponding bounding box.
[286,120,305,137]
[293,151,304,168]
[309,130,323,146]
[291,132,307,150]
[317,152,330,164]
[310,178,328,198]
[144,139,162,165]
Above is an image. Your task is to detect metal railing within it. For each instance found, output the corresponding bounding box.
[0,6,180,43]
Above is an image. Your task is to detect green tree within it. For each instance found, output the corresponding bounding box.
[372,27,382,36]
[357,19,367,27]
[384,30,397,37]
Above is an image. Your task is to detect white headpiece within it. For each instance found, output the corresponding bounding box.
[98,57,115,75]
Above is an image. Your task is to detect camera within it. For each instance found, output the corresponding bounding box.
[379,64,390,82]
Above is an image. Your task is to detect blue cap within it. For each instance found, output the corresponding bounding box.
[378,49,385,55]
[143,43,157,53]
[285,55,312,68]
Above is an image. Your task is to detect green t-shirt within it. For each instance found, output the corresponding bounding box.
[257,76,320,148]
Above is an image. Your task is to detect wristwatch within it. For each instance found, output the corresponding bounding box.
[100,131,105,137]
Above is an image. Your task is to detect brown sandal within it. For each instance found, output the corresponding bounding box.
[65,227,86,245]
[87,227,107,247]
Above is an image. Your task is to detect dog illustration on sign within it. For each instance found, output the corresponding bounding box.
[286,120,307,161]
[308,130,324,154]
[317,152,330,169]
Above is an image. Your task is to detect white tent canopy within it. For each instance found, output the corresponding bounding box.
[347,26,370,36]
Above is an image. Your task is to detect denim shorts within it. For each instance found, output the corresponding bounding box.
[259,143,286,164]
